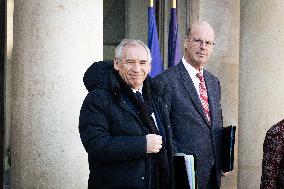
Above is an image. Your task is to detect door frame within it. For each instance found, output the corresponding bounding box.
[0,0,6,187]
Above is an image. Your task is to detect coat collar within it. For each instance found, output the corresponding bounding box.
[177,61,217,127]
[203,70,219,128]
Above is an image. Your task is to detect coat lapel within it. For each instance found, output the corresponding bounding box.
[177,62,211,126]
[119,96,144,126]
[204,70,218,128]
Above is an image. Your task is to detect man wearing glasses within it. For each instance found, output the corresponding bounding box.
[79,39,173,189]
[156,21,225,188]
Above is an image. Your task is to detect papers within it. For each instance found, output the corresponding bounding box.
[184,154,196,189]
[174,153,196,189]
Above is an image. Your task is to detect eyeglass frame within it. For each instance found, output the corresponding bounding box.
[186,36,215,47]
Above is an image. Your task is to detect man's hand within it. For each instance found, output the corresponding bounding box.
[221,171,230,177]
[146,134,162,153]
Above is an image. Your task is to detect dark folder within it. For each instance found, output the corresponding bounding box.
[174,153,197,189]
[222,125,236,172]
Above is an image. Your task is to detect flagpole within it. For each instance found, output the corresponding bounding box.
[172,0,176,8]
[149,0,153,7]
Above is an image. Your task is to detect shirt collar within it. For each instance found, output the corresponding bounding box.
[182,57,204,76]
[132,85,143,94]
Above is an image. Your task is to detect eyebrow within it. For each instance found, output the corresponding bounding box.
[192,38,215,45]
[125,58,147,61]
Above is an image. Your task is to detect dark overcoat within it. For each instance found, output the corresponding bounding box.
[79,61,173,189]
[155,61,224,189]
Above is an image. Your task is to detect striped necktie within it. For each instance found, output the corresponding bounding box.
[196,72,211,122]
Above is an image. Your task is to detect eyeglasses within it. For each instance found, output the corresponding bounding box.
[190,38,215,47]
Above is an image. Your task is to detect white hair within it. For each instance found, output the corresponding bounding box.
[114,39,152,64]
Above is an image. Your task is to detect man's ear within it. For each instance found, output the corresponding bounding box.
[148,63,152,74]
[113,58,119,71]
[184,38,188,49]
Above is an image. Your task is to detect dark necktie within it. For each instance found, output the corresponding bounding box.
[135,91,144,102]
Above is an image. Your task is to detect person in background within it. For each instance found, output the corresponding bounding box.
[79,39,173,189]
[155,21,226,189]
[260,119,284,188]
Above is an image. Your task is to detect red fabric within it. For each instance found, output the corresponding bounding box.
[196,73,211,122]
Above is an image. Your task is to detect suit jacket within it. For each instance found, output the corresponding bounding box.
[155,61,224,189]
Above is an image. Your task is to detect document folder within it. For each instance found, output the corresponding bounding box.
[222,125,236,172]
[174,153,197,189]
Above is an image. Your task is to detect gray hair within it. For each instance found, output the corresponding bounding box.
[114,39,152,64]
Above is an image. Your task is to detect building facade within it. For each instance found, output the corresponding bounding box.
[1,0,284,188]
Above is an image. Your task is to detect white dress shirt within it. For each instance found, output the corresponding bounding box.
[182,57,204,97]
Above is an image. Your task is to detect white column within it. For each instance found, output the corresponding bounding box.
[11,0,103,188]
[239,0,284,188]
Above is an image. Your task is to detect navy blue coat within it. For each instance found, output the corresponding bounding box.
[79,61,173,189]
[155,61,224,189]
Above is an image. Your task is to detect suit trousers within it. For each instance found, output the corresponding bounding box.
[207,164,219,189]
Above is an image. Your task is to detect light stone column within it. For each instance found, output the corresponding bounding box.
[11,1,103,188]
[239,0,284,188]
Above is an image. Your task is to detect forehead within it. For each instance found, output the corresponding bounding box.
[190,24,215,40]
[122,44,148,60]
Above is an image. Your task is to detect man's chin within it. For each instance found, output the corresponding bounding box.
[130,81,143,90]
[195,58,207,65]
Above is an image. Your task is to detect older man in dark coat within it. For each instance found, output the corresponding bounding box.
[79,39,173,189]
[155,21,225,189]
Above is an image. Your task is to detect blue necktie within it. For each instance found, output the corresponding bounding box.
[135,91,144,102]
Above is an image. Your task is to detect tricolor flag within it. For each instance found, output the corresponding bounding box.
[148,0,163,77]
[168,0,182,68]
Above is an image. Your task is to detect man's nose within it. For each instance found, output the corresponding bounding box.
[132,63,141,71]
[200,41,206,49]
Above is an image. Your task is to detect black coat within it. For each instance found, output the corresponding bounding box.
[79,61,173,189]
